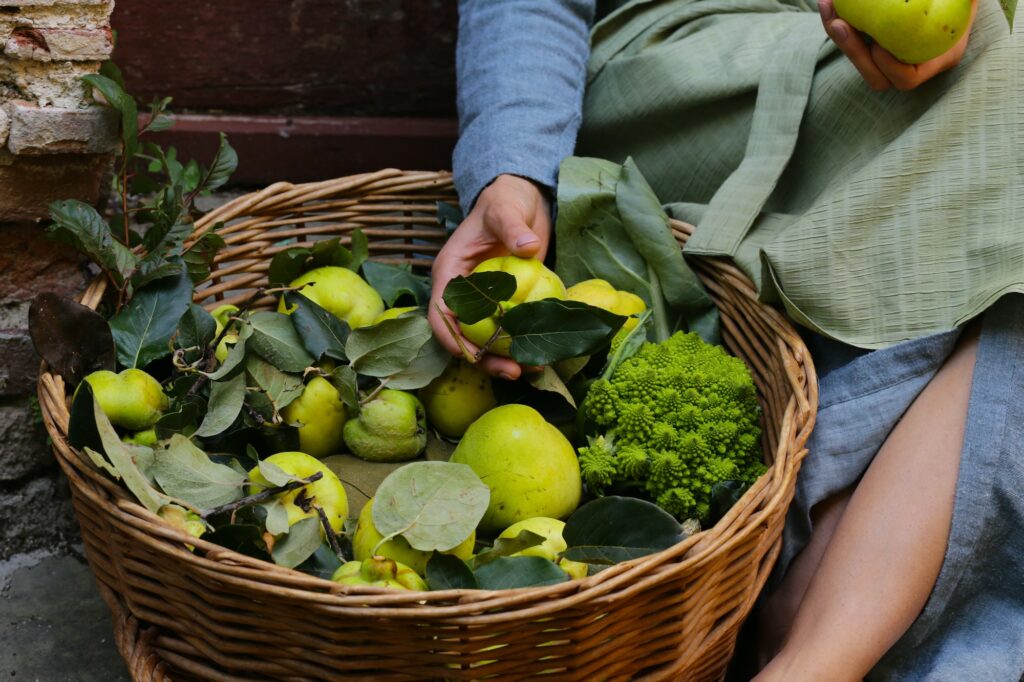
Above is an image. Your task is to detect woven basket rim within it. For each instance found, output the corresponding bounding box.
[36,169,818,619]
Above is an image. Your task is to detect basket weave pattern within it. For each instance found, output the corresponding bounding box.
[37,169,817,681]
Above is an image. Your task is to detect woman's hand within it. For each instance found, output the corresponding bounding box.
[819,0,978,91]
[428,174,552,380]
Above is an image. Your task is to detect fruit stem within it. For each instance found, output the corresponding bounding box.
[432,303,477,364]
[201,471,324,520]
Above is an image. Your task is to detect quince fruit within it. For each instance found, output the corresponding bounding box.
[81,369,168,431]
[352,497,475,575]
[331,556,428,591]
[344,389,427,462]
[450,404,581,534]
[247,451,348,532]
[498,517,589,579]
[565,279,646,333]
[281,376,348,458]
[372,306,419,325]
[458,256,566,357]
[280,266,384,329]
[419,359,496,438]
[833,0,972,64]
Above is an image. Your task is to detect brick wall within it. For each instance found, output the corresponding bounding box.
[1,0,115,557]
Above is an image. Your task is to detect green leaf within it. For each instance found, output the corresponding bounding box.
[141,217,192,257]
[347,229,369,273]
[92,397,175,514]
[326,365,359,410]
[271,516,322,568]
[372,461,490,552]
[109,270,193,368]
[150,434,246,509]
[562,496,684,565]
[202,133,238,192]
[245,354,304,413]
[176,303,217,363]
[268,246,312,287]
[48,199,138,288]
[207,322,251,380]
[361,261,431,306]
[426,553,477,590]
[346,315,434,378]
[296,543,344,579]
[385,336,449,391]
[67,382,103,453]
[436,201,464,234]
[263,499,291,536]
[258,458,300,487]
[999,0,1016,27]
[283,291,350,362]
[248,311,314,372]
[130,256,185,290]
[472,530,546,569]
[310,236,357,271]
[708,480,747,526]
[526,366,577,408]
[442,272,517,325]
[599,310,651,380]
[194,372,246,438]
[82,73,138,161]
[503,300,625,366]
[182,229,226,284]
[473,556,569,590]
[28,293,115,385]
[204,523,269,560]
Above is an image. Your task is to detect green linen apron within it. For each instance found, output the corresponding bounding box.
[578,0,1023,348]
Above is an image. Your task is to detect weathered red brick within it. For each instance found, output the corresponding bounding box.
[0,152,110,221]
[7,100,119,155]
[0,223,91,302]
[4,27,113,62]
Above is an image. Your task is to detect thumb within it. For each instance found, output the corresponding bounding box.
[488,207,541,258]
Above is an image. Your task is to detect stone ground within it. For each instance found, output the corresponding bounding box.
[1,548,129,681]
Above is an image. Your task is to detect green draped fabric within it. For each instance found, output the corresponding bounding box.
[578,0,1023,348]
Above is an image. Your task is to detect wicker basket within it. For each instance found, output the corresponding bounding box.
[37,169,817,681]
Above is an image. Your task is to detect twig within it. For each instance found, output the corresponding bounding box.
[433,303,476,364]
[359,379,389,407]
[315,504,347,562]
[201,471,324,519]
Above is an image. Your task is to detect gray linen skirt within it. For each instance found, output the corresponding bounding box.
[769,293,1024,680]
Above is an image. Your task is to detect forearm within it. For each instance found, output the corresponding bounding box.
[455,0,595,214]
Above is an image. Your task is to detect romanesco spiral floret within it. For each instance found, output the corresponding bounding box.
[578,331,763,520]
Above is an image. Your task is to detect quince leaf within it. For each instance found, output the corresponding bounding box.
[527,366,577,408]
[182,229,226,284]
[998,0,1016,28]
[29,293,115,386]
[426,553,477,591]
[346,315,433,378]
[283,291,350,362]
[471,530,546,569]
[436,201,464,234]
[176,304,217,364]
[248,311,314,373]
[385,335,449,391]
[194,371,246,438]
[47,199,138,289]
[270,516,322,569]
[326,365,359,411]
[150,434,246,510]
[562,496,684,565]
[109,270,193,369]
[268,246,313,287]
[361,261,431,307]
[473,556,569,590]
[245,354,304,414]
[373,461,490,553]
[201,133,238,193]
[262,499,291,536]
[207,322,252,381]
[503,300,625,366]
[442,272,516,325]
[257,458,301,487]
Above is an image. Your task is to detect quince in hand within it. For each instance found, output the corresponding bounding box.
[81,369,168,430]
[247,451,348,532]
[343,389,427,462]
[418,359,497,438]
[458,256,566,357]
[450,404,581,534]
[352,497,475,575]
[331,556,428,591]
[833,0,972,64]
[280,266,385,329]
[281,376,348,458]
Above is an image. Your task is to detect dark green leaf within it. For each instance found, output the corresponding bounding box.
[48,199,138,288]
[248,311,314,372]
[526,366,577,408]
[599,310,652,380]
[426,553,477,590]
[310,237,354,270]
[268,246,312,287]
[154,402,203,439]
[28,293,115,385]
[151,435,247,509]
[204,523,269,560]
[442,272,517,325]
[245,354,304,413]
[130,256,185,290]
[194,372,246,438]
[67,381,103,453]
[346,315,434,378]
[99,60,125,89]
[372,461,489,552]
[436,201,464,234]
[361,261,431,306]
[562,496,684,565]
[182,229,226,284]
[141,217,191,256]
[326,365,359,410]
[472,530,546,569]
[473,556,569,590]
[284,291,350,362]
[271,516,322,568]
[503,300,625,366]
[708,480,748,526]
[176,304,217,363]
[296,543,344,579]
[385,335,449,390]
[998,0,1015,27]
[347,229,369,272]
[207,322,251,380]
[82,73,138,160]
[202,133,238,192]
[109,270,193,368]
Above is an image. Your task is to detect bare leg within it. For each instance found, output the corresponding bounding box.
[755,325,980,682]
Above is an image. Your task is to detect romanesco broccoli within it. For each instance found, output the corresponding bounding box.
[577,331,765,520]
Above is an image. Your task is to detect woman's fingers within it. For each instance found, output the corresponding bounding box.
[819,0,893,91]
